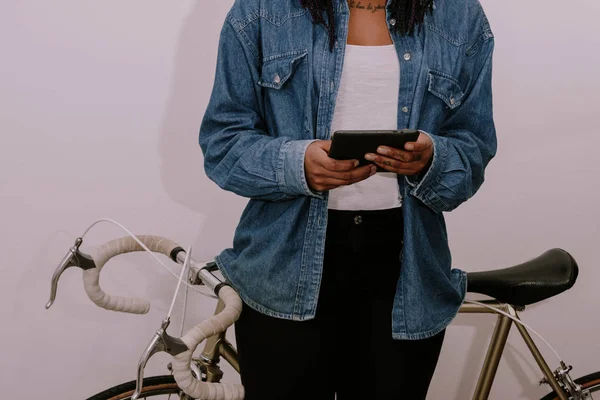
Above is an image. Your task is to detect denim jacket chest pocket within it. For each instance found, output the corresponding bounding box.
[257,50,311,136]
[419,68,466,133]
[427,69,465,110]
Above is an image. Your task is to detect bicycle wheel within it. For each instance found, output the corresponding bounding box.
[87,375,187,400]
[541,371,600,400]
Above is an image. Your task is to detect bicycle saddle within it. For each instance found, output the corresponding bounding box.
[467,248,579,306]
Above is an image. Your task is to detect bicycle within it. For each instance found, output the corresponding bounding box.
[46,222,598,399]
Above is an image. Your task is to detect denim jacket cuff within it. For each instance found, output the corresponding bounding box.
[406,131,448,212]
[279,139,324,199]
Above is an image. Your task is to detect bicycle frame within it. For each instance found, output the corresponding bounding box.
[47,236,589,399]
[196,299,571,399]
[128,249,585,399]
[459,301,569,400]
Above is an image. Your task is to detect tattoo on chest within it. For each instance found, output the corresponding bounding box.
[348,1,386,13]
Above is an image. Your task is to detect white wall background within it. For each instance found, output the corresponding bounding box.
[1,1,598,399]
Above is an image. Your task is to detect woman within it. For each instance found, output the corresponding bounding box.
[199,0,496,398]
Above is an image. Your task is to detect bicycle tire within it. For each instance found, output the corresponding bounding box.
[541,371,600,400]
[87,375,185,400]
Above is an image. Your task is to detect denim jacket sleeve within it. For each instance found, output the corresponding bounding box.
[407,37,497,214]
[199,19,318,202]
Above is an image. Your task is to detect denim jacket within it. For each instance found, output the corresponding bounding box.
[200,0,496,340]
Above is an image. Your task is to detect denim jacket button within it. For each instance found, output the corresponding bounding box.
[354,215,363,225]
[274,74,281,84]
[402,106,409,113]
[389,18,397,26]
[403,52,412,61]
[450,97,456,105]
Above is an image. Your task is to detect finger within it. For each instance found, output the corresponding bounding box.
[310,140,360,171]
[377,146,423,163]
[365,154,415,170]
[317,140,332,152]
[321,156,360,172]
[310,147,359,172]
[312,174,368,191]
[404,133,432,151]
[375,161,420,175]
[365,154,422,174]
[316,164,376,182]
[404,142,429,151]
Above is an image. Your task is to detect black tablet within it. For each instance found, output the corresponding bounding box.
[329,129,420,167]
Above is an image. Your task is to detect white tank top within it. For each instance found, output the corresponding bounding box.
[327,44,402,211]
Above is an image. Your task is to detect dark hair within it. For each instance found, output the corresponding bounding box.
[300,0,434,50]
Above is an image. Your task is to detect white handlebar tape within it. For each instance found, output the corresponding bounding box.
[82,235,180,314]
[172,286,244,400]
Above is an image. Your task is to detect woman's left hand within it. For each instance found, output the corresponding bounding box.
[364,132,434,176]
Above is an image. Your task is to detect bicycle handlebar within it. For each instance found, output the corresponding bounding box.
[83,235,180,314]
[48,233,244,400]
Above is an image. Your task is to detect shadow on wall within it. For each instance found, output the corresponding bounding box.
[158,0,245,261]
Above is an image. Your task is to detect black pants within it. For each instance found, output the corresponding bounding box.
[235,208,445,400]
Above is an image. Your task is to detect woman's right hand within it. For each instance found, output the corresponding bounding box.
[304,140,376,192]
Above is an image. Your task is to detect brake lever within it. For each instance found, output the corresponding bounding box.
[131,317,188,400]
[46,238,97,309]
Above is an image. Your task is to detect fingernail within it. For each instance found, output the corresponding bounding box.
[370,166,377,175]
[405,143,414,150]
[365,154,375,161]
[353,160,359,167]
[377,147,388,155]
